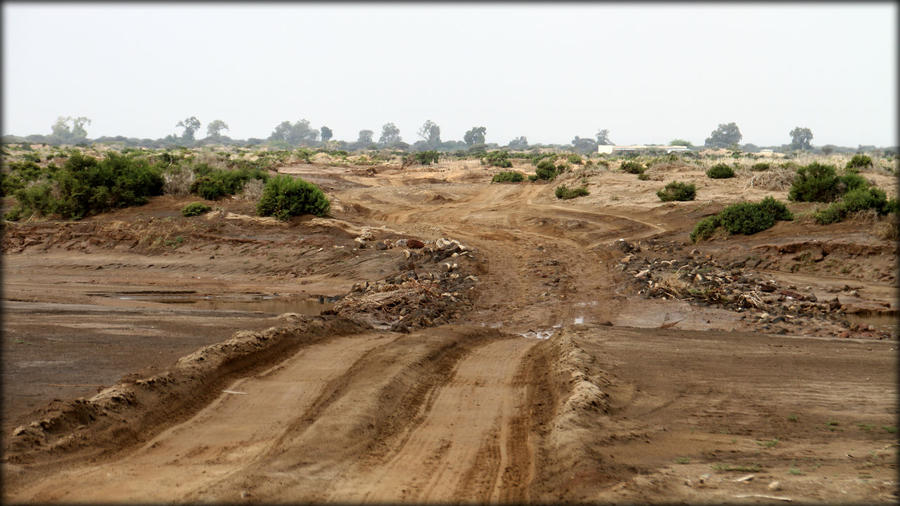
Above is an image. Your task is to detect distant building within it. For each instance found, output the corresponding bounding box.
[598,144,689,154]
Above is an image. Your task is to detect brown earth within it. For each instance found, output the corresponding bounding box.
[2,158,898,503]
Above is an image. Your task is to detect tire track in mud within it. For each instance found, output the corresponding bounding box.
[7,333,396,503]
[185,326,510,503]
[325,336,536,503]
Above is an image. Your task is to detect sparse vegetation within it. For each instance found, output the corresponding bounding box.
[814,186,895,224]
[750,162,771,171]
[706,163,735,179]
[256,174,330,220]
[491,171,525,183]
[534,159,559,181]
[555,185,589,200]
[189,165,269,200]
[414,150,440,165]
[620,161,644,174]
[788,162,840,202]
[656,181,696,201]
[483,150,513,168]
[182,202,212,217]
[846,154,873,170]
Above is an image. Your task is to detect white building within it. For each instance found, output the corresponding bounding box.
[598,144,690,154]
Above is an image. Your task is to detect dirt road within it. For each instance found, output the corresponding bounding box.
[3,160,897,503]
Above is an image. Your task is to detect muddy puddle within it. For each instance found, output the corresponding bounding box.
[87,291,336,315]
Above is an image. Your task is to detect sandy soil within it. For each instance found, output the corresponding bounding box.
[2,158,897,503]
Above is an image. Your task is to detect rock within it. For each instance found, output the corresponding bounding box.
[635,269,650,279]
[615,239,634,253]
[407,239,425,249]
[354,237,367,249]
[395,238,408,248]
[768,481,782,491]
[357,229,374,241]
[375,241,388,250]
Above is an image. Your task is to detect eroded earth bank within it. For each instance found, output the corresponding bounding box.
[3,159,897,503]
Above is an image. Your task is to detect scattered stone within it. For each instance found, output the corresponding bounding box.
[768,481,782,491]
[407,239,425,249]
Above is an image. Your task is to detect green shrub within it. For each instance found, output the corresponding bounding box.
[189,165,268,200]
[555,185,589,200]
[483,150,513,168]
[691,196,792,242]
[534,159,559,181]
[814,187,891,224]
[257,174,330,220]
[414,150,439,165]
[637,173,650,181]
[9,152,165,220]
[690,216,721,242]
[657,181,696,202]
[846,154,873,170]
[750,162,771,171]
[621,161,645,174]
[788,162,840,202]
[182,202,212,217]
[491,171,525,183]
[706,163,735,179]
[838,171,869,193]
[567,153,583,165]
[527,174,539,182]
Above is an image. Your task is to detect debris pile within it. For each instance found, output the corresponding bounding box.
[335,237,479,332]
[616,240,893,339]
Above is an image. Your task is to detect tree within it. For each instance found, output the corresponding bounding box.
[50,116,91,143]
[789,127,813,151]
[417,120,441,148]
[596,129,612,145]
[379,123,401,146]
[268,119,318,146]
[571,136,598,154]
[206,120,229,139]
[320,126,333,143]
[669,139,693,147]
[704,122,742,149]
[463,126,487,146]
[71,117,91,140]
[508,136,528,150]
[176,116,201,142]
[357,129,374,145]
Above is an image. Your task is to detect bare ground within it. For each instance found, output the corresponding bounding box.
[2,159,897,503]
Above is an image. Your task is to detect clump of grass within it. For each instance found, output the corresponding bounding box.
[750,162,771,171]
[675,457,691,464]
[621,161,645,174]
[483,150,512,168]
[657,181,696,201]
[181,202,212,217]
[534,159,559,181]
[491,171,525,183]
[555,184,589,200]
[711,463,762,473]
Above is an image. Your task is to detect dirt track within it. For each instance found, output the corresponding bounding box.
[3,159,898,503]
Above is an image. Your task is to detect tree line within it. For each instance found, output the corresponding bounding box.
[3,116,887,155]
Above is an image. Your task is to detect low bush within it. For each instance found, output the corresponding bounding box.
[555,185,589,200]
[483,150,513,168]
[750,162,771,171]
[7,152,164,220]
[257,174,330,220]
[813,187,894,225]
[837,171,869,193]
[182,202,212,217]
[846,154,873,170]
[534,159,559,181]
[566,153,583,165]
[637,173,650,181]
[414,150,439,165]
[491,171,525,183]
[621,161,645,174]
[189,165,268,200]
[706,163,735,179]
[691,196,792,242]
[656,181,696,201]
[788,162,839,202]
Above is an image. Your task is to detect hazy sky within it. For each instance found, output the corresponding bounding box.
[3,3,896,146]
